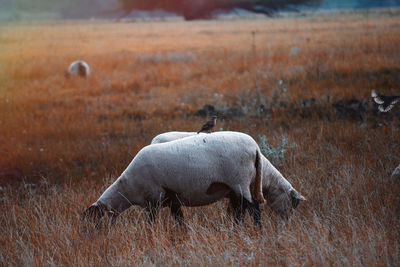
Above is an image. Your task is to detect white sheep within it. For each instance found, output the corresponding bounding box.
[151,131,306,223]
[67,60,90,77]
[83,131,265,227]
[83,131,305,228]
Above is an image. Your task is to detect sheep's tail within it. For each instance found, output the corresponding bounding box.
[252,149,266,204]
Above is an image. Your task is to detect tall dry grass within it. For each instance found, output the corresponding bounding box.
[1,10,400,266]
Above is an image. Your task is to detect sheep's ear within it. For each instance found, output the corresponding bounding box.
[290,190,306,209]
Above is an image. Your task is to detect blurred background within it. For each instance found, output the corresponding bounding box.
[1,0,400,21]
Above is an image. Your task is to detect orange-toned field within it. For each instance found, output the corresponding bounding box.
[1,10,400,265]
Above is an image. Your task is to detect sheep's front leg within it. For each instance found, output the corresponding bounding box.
[162,186,185,225]
[145,203,160,224]
[170,204,184,225]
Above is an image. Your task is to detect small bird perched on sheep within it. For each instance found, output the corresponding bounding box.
[66,60,90,78]
[197,115,217,134]
[371,89,400,112]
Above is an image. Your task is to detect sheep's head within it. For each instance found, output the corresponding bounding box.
[81,203,107,229]
[290,189,306,209]
[265,188,306,220]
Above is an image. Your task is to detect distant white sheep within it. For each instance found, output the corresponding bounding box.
[67,60,90,77]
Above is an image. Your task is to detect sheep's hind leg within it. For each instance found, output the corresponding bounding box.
[247,200,262,228]
[228,193,262,228]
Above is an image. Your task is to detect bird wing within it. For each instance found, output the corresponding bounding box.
[203,120,214,128]
[378,104,394,112]
[371,90,385,105]
[391,97,400,105]
[377,96,400,112]
[198,120,213,132]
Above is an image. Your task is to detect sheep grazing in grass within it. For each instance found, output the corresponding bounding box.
[392,165,400,180]
[66,60,90,77]
[151,131,306,224]
[83,132,280,229]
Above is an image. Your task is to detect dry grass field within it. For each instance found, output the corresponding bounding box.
[1,10,400,266]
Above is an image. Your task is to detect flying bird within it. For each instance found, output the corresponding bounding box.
[371,90,400,112]
[197,115,217,134]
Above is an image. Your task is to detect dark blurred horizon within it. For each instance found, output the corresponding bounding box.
[1,0,400,21]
